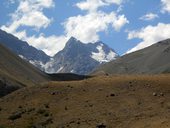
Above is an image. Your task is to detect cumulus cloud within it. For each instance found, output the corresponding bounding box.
[2,0,128,56]
[64,0,128,43]
[161,0,170,13]
[139,13,159,21]
[1,28,68,56]
[1,0,66,56]
[127,23,170,53]
[76,0,123,12]
[26,35,68,56]
[2,0,54,33]
[64,12,128,43]
[76,0,105,12]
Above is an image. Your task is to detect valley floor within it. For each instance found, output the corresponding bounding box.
[0,75,170,128]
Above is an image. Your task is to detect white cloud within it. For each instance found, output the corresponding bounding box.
[76,0,105,12]
[2,0,128,56]
[127,23,170,53]
[161,0,170,13]
[3,0,54,33]
[139,13,159,21]
[76,0,123,12]
[64,12,128,43]
[1,27,68,56]
[64,0,128,43]
[112,14,128,31]
[1,0,65,56]
[25,35,68,56]
[2,12,52,33]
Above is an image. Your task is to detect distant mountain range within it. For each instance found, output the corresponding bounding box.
[45,37,118,74]
[1,28,170,97]
[0,29,118,75]
[0,41,89,97]
[93,39,170,75]
[0,30,51,70]
[1,29,170,75]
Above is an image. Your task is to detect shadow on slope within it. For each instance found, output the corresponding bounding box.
[0,43,49,97]
[0,42,91,97]
[48,73,91,81]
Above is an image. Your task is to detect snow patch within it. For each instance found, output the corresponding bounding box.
[91,44,117,63]
[18,55,50,72]
[91,44,106,63]
[29,60,46,69]
[71,70,74,73]
[42,58,55,73]
[57,66,64,72]
[38,58,64,73]
[19,55,26,60]
[106,51,117,60]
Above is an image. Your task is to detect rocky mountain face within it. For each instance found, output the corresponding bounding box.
[93,39,170,75]
[45,37,118,75]
[0,42,89,97]
[0,30,118,75]
[0,29,51,70]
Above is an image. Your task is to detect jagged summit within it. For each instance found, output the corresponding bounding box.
[65,37,80,46]
[45,37,118,74]
[0,30,118,75]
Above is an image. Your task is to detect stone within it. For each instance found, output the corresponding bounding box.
[152,92,157,96]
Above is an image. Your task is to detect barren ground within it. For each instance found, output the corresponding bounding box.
[0,75,170,128]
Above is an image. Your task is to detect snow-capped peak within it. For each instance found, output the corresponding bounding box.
[34,37,118,75]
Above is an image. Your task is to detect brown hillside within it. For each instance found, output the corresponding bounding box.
[0,75,169,128]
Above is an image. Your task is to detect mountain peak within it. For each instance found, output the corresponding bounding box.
[69,36,78,41]
[46,37,118,74]
[65,37,83,48]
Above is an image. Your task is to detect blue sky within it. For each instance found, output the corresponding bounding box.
[0,0,170,56]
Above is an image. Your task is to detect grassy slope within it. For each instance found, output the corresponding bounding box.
[93,39,170,75]
[0,75,169,128]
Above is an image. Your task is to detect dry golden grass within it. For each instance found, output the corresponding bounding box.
[0,75,170,128]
